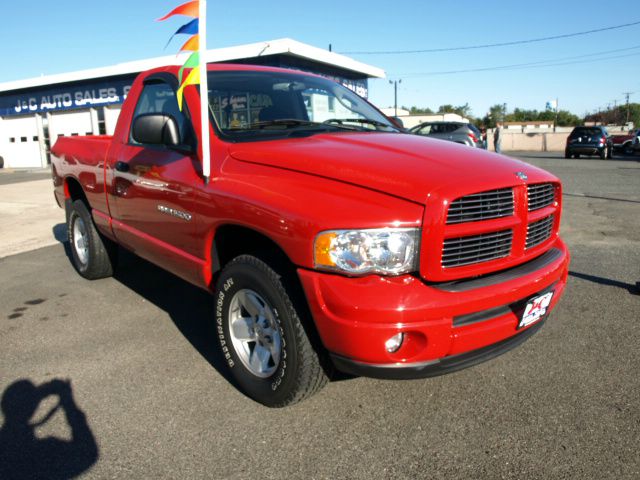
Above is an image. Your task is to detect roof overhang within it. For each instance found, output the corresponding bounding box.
[0,38,385,93]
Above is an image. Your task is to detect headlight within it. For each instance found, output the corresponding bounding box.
[314,228,420,276]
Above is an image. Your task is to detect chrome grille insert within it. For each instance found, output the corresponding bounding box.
[528,183,555,211]
[447,188,514,224]
[442,230,513,268]
[526,215,554,249]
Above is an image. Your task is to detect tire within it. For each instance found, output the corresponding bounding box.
[599,147,606,160]
[67,199,117,279]
[564,149,570,159]
[0,156,4,169]
[574,154,580,159]
[624,143,633,155]
[214,255,328,407]
[607,146,613,159]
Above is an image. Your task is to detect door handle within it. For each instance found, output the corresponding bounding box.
[115,161,130,172]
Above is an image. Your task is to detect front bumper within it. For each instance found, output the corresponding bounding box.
[298,238,569,378]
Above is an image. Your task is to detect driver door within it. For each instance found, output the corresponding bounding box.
[108,78,204,283]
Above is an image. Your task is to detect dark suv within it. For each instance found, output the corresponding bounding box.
[565,126,613,159]
[409,121,483,148]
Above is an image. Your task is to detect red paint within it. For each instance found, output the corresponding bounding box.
[51,64,570,374]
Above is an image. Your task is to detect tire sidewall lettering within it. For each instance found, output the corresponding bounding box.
[216,271,289,392]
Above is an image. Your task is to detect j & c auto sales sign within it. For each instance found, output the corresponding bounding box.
[0,77,134,117]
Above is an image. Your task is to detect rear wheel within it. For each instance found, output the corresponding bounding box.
[599,147,606,160]
[67,199,117,279]
[607,145,613,159]
[214,255,328,407]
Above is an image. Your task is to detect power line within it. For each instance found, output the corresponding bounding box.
[392,46,640,77]
[342,20,640,55]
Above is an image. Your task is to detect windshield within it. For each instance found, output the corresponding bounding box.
[207,70,399,140]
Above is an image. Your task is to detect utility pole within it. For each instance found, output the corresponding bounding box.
[554,98,559,132]
[389,79,402,117]
[623,92,632,125]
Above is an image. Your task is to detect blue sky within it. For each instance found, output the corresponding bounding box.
[1,0,638,118]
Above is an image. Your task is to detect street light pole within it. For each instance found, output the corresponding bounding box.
[389,79,402,117]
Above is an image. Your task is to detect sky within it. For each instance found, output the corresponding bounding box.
[0,0,638,118]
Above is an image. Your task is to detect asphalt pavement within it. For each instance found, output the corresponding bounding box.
[0,153,639,479]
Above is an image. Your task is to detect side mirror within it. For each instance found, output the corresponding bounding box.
[391,116,405,128]
[132,114,183,148]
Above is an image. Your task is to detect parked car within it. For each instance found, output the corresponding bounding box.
[565,126,613,159]
[610,129,639,154]
[409,121,483,148]
[633,133,640,154]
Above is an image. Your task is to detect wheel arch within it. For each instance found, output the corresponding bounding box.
[210,224,329,368]
[211,224,295,278]
[64,176,89,208]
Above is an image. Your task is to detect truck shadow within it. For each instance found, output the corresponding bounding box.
[113,248,239,387]
[51,229,352,388]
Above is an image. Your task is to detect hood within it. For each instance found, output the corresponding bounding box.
[228,133,558,204]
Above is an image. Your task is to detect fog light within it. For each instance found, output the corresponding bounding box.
[385,333,404,353]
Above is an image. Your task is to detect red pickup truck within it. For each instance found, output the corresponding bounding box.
[51,64,569,407]
[611,129,640,154]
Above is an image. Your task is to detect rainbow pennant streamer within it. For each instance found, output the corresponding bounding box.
[158,0,211,181]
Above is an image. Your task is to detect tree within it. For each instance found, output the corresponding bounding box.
[585,103,640,127]
[437,103,472,117]
[407,106,434,115]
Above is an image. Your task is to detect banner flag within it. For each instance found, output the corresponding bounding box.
[176,68,200,111]
[156,1,199,21]
[158,0,211,181]
[180,34,199,53]
[164,18,199,49]
[179,52,200,84]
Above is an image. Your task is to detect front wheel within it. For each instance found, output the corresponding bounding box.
[214,255,328,407]
[67,199,117,279]
[599,147,607,160]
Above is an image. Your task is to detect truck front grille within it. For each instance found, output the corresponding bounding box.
[528,183,555,211]
[447,188,514,224]
[442,230,513,268]
[526,215,554,249]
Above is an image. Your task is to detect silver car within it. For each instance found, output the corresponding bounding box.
[409,121,484,148]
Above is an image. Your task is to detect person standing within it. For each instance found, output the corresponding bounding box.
[494,123,502,154]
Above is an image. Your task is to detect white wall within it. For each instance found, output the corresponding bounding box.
[104,106,122,135]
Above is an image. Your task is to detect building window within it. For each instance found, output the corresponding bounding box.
[9,138,16,143]
[33,136,38,142]
[97,107,107,135]
[20,137,27,143]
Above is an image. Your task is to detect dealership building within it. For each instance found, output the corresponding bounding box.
[0,38,385,169]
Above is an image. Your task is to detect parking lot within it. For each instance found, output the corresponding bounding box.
[1,152,639,479]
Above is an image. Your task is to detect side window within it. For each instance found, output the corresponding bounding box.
[131,82,192,144]
[419,124,432,135]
